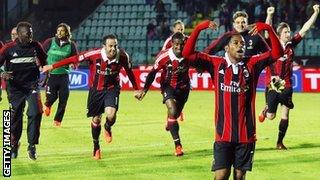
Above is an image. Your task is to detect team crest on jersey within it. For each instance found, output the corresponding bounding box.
[247,40,253,49]
[12,52,18,57]
[279,54,288,61]
[243,69,249,78]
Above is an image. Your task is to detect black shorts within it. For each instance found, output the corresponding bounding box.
[86,87,120,117]
[161,85,190,104]
[212,141,255,171]
[267,88,294,113]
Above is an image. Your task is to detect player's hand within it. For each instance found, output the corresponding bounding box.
[313,4,319,13]
[42,65,53,72]
[135,90,146,101]
[0,71,13,80]
[70,63,78,70]
[208,21,218,30]
[267,7,275,15]
[248,24,259,35]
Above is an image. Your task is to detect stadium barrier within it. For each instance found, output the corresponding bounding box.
[1,67,319,92]
[64,66,320,92]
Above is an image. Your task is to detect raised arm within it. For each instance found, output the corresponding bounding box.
[264,6,275,39]
[42,49,100,72]
[251,22,283,60]
[299,4,320,37]
[182,20,216,58]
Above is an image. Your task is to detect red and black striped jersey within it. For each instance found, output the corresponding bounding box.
[265,33,302,88]
[183,21,283,143]
[152,48,190,89]
[188,52,275,143]
[52,48,138,90]
[0,40,47,90]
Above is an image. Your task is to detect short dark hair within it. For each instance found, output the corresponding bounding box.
[225,32,243,44]
[102,34,117,44]
[276,22,290,35]
[16,21,32,32]
[57,23,72,39]
[172,32,185,41]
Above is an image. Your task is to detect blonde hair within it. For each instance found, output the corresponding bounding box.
[173,20,184,28]
[276,22,290,35]
[232,11,248,21]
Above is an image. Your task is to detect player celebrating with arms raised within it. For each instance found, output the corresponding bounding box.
[259,4,320,150]
[182,20,283,180]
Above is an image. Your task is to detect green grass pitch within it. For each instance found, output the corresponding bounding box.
[1,90,320,179]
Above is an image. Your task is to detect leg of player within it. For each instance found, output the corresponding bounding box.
[53,81,69,127]
[258,87,269,122]
[104,107,116,143]
[165,99,183,156]
[43,79,58,117]
[91,115,102,160]
[265,90,279,120]
[233,169,246,180]
[214,168,231,180]
[276,105,289,150]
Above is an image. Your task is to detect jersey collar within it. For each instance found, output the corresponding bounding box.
[168,48,184,62]
[224,52,244,74]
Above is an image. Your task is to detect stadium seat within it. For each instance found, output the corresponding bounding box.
[130,19,137,26]
[97,26,104,35]
[125,5,131,12]
[84,27,91,35]
[138,5,145,12]
[99,5,106,12]
[124,12,130,19]
[98,19,104,27]
[132,5,138,12]
[106,6,112,12]
[93,12,99,19]
[99,12,106,19]
[119,5,125,12]
[111,19,117,26]
[85,19,92,26]
[91,19,97,26]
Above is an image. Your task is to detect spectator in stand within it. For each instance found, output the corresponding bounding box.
[154,0,167,25]
[219,3,232,32]
[147,20,157,40]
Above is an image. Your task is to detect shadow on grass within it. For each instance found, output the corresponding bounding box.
[256,143,320,151]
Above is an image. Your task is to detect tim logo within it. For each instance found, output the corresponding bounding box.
[69,70,88,89]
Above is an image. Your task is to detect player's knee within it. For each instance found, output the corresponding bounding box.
[234,169,246,180]
[266,113,276,120]
[167,106,176,117]
[92,116,101,124]
[106,112,116,123]
[214,169,231,180]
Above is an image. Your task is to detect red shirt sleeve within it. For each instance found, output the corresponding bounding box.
[52,49,100,69]
[120,50,139,90]
[291,33,303,47]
